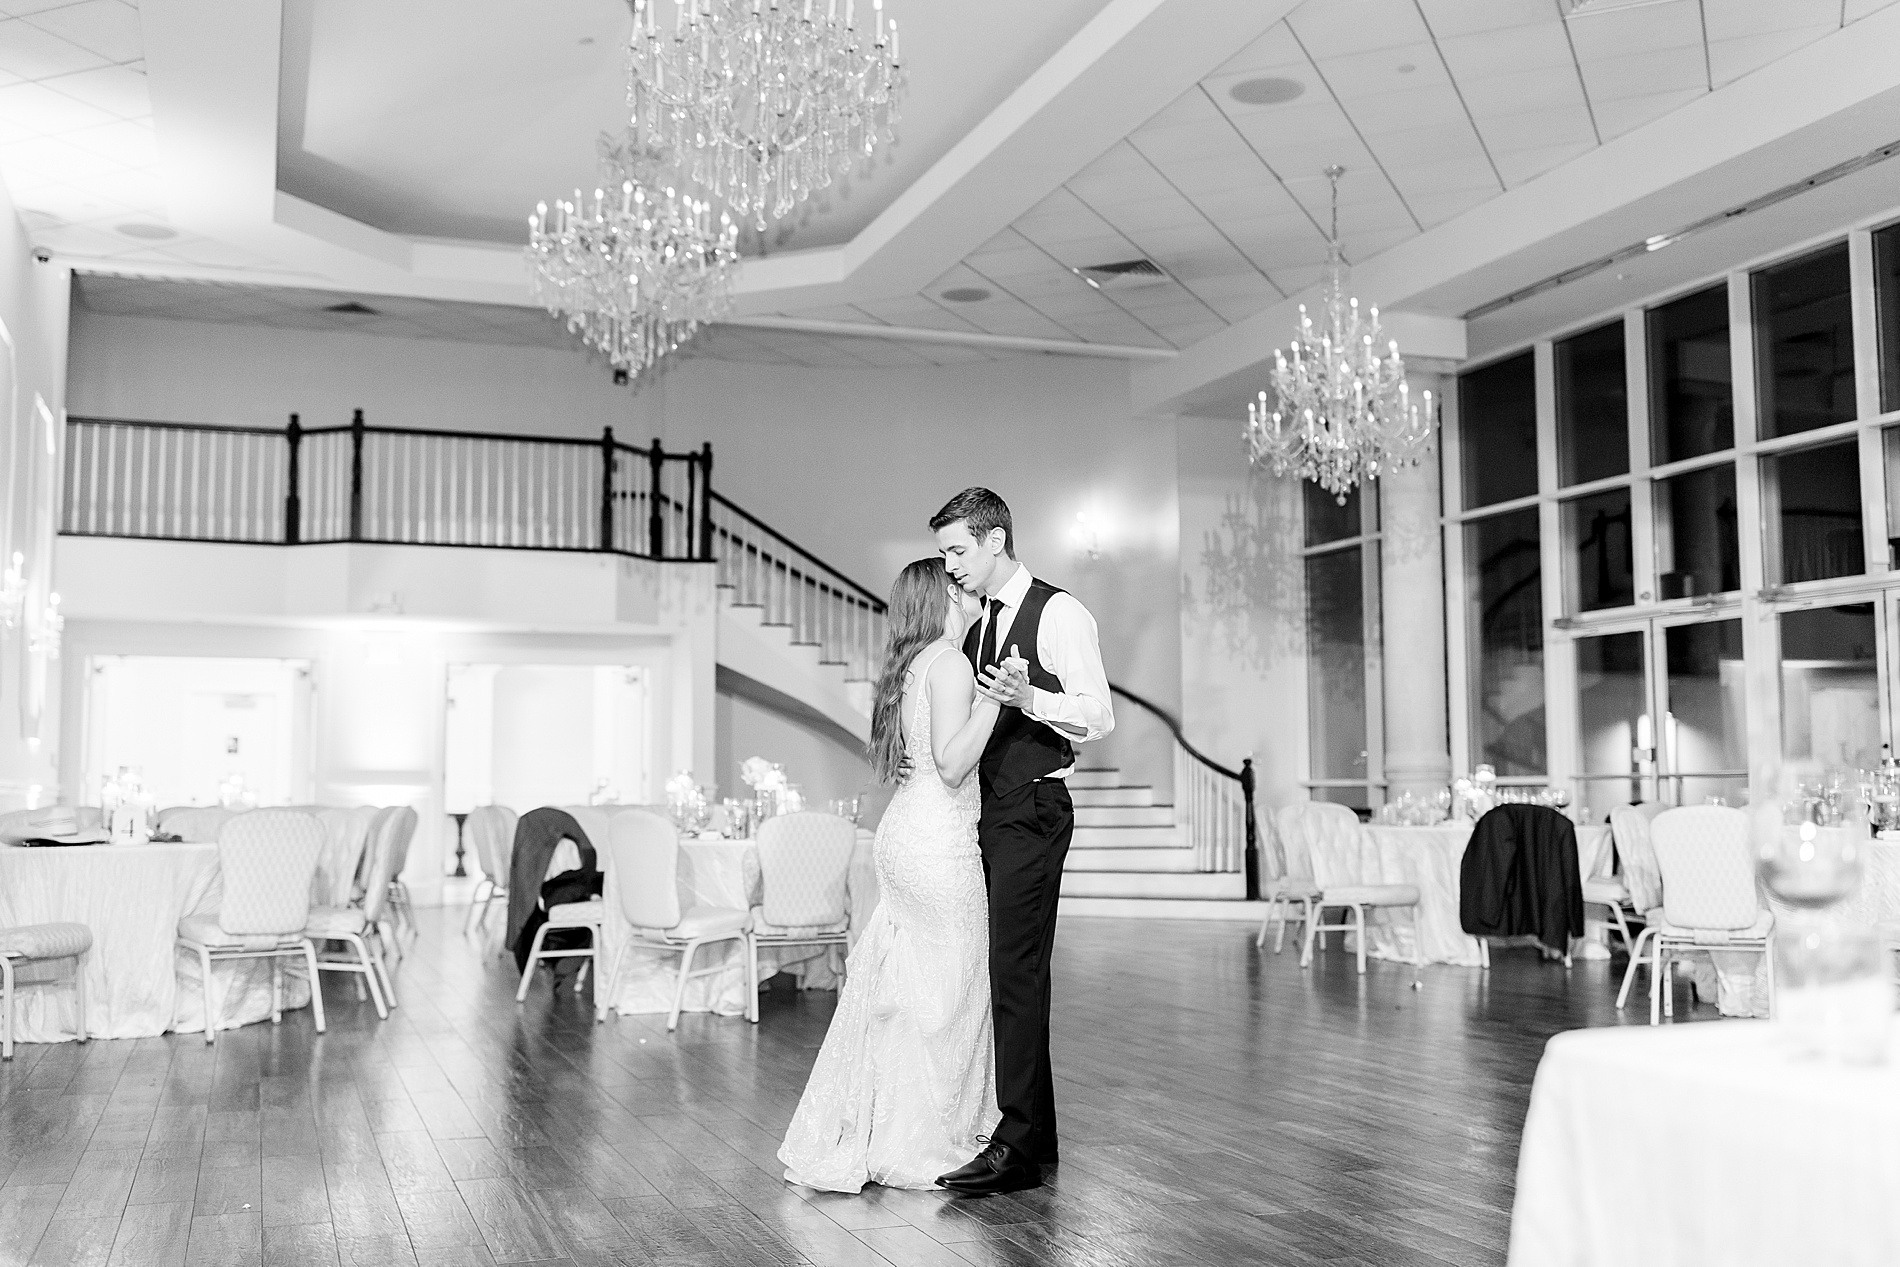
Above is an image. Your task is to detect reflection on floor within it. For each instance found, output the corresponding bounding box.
[0,910,1707,1266]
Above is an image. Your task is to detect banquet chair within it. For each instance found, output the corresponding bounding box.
[514,808,606,1005]
[0,923,91,1060]
[464,805,518,941]
[1644,806,1773,1025]
[379,809,420,949]
[1255,807,1322,953]
[594,809,752,1030]
[176,809,327,1045]
[1611,804,1669,1010]
[161,805,236,842]
[751,812,856,998]
[1285,801,1424,976]
[303,807,411,1019]
[314,807,376,909]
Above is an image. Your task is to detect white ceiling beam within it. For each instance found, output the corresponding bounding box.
[1132,5,1900,418]
[724,316,1176,361]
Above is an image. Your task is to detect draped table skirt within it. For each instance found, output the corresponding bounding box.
[595,831,878,1018]
[0,842,311,1043]
[1508,1019,1900,1266]
[1317,824,1615,967]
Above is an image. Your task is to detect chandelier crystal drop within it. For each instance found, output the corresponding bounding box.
[626,0,905,230]
[1245,166,1435,501]
[527,132,740,380]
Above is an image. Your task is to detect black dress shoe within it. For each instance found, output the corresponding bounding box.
[936,1140,1042,1196]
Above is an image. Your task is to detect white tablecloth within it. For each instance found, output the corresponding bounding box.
[1326,823,1614,967]
[1509,1019,1900,1266]
[596,830,878,1018]
[0,842,310,1042]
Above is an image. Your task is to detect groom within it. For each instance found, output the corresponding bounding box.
[929,487,1113,1196]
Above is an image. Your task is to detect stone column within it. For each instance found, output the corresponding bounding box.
[1380,372,1452,800]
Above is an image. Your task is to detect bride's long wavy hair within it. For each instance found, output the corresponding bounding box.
[868,557,954,783]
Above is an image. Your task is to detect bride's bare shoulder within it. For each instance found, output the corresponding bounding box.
[926,645,973,685]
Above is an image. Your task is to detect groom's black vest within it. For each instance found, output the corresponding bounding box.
[962,578,1074,797]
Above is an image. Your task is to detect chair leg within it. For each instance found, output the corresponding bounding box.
[271,958,283,1025]
[1354,906,1367,975]
[597,939,633,1024]
[343,935,389,1020]
[1662,945,1675,1018]
[1651,942,1666,1025]
[515,925,551,1002]
[200,946,217,1045]
[575,950,591,994]
[1410,906,1425,987]
[464,880,490,936]
[2,956,13,1062]
[1300,906,1321,968]
[1616,927,1654,1010]
[73,951,87,1044]
[1255,899,1273,950]
[369,929,398,1010]
[301,941,327,1034]
[1610,905,1636,958]
[746,934,760,1024]
[668,940,701,1032]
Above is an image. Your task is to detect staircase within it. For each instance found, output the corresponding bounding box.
[1061,766,1252,914]
[715,584,872,743]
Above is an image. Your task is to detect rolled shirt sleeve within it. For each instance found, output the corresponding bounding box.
[1025,591,1114,743]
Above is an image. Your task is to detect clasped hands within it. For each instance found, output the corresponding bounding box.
[976,646,1034,710]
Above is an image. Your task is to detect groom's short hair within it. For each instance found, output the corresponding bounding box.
[930,487,1014,559]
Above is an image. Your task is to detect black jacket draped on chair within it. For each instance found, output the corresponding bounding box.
[1459,804,1585,954]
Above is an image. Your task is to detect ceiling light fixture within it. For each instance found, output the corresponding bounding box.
[1245,166,1434,502]
[528,131,739,382]
[1228,76,1304,105]
[625,0,906,231]
[939,287,990,302]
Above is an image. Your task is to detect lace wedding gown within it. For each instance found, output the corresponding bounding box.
[778,643,999,1192]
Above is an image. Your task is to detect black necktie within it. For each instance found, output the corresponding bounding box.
[977,598,1005,672]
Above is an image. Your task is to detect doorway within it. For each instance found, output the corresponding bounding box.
[443,663,649,816]
[1573,614,1748,819]
[83,656,314,808]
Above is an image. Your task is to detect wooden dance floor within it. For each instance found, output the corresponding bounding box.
[0,911,1656,1266]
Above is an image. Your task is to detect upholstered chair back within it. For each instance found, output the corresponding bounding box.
[756,812,855,928]
[1650,806,1760,931]
[604,810,682,932]
[217,809,323,935]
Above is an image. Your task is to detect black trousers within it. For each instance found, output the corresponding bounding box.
[978,778,1073,1159]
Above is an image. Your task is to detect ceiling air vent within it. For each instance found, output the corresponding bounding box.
[324,301,378,315]
[1561,0,1689,16]
[1072,259,1170,292]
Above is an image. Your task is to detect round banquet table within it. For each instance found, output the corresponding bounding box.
[0,841,311,1042]
[1319,822,1614,967]
[1508,1018,1900,1266]
[593,829,878,1018]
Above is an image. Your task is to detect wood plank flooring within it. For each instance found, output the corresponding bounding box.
[0,912,1692,1266]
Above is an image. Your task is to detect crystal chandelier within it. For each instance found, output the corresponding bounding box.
[626,0,905,230]
[1246,166,1434,501]
[527,132,740,380]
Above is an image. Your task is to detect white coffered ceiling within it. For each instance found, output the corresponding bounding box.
[3,0,1900,408]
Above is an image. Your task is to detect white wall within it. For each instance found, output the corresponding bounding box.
[714,687,883,825]
[0,186,71,810]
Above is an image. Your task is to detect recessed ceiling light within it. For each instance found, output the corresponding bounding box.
[579,36,594,44]
[116,223,176,240]
[1228,76,1304,105]
[940,287,990,303]
[1396,63,1416,73]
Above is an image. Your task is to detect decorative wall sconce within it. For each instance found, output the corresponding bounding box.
[1072,511,1102,561]
[0,552,23,630]
[30,593,60,661]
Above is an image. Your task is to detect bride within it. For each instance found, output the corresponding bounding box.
[778,557,1001,1192]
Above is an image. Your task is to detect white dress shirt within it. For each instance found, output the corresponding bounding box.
[979,565,1115,771]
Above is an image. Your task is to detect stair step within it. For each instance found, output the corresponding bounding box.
[1072,825,1183,848]
[1059,896,1271,921]
[1059,871,1248,900]
[1069,787,1153,807]
[1067,769,1122,790]
[1065,847,1197,873]
[1075,805,1174,827]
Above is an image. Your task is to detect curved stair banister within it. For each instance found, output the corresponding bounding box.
[1108,684,1258,895]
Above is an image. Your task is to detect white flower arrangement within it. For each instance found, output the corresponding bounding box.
[740,757,789,794]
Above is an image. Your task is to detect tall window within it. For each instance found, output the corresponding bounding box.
[1461,353,1538,508]
[1556,321,1628,485]
[1781,605,1879,771]
[1563,487,1633,612]
[1754,243,1855,439]
[1649,285,1733,464]
[1767,440,1864,584]
[1876,223,1900,412]
[1302,482,1379,808]
[1465,507,1544,775]
[1654,465,1740,598]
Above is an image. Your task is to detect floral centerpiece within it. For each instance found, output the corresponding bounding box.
[740,757,802,818]
[664,771,710,833]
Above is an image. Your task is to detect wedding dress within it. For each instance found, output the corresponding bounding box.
[778,643,999,1192]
